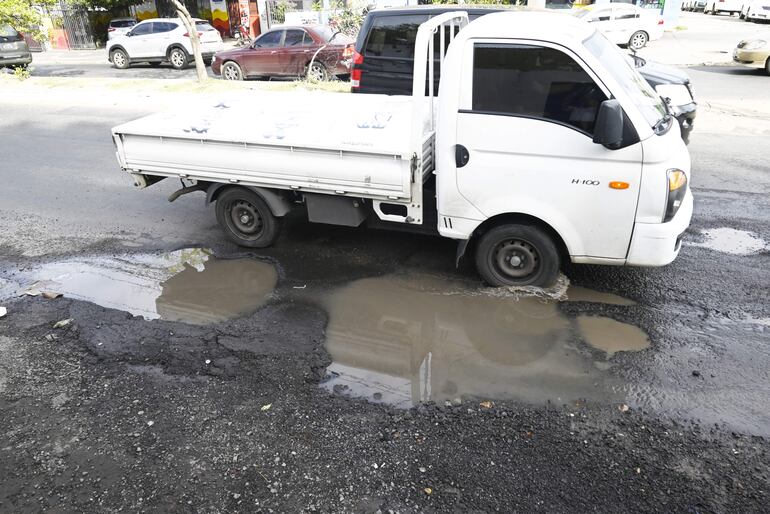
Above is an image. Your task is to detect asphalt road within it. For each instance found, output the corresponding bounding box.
[1,63,769,511]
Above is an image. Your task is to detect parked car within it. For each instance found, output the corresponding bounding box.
[683,0,708,11]
[740,0,770,20]
[351,6,696,142]
[573,4,664,50]
[704,0,742,15]
[211,25,354,81]
[0,24,32,68]
[106,18,223,70]
[629,54,697,142]
[107,17,137,41]
[733,38,770,73]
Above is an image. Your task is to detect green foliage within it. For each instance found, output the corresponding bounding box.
[0,0,53,41]
[67,0,145,10]
[271,0,294,24]
[13,64,30,80]
[328,0,367,38]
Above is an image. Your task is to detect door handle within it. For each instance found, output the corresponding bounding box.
[270,50,277,54]
[455,144,470,168]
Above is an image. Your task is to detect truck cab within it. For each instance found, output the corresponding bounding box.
[434,12,692,285]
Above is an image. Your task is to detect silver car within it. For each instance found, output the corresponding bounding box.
[107,18,137,41]
[0,25,32,68]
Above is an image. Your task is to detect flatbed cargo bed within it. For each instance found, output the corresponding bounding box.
[112,91,435,202]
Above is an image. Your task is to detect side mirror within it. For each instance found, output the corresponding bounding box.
[593,99,624,149]
[126,31,133,37]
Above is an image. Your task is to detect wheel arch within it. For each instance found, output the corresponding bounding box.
[166,43,189,58]
[206,184,293,217]
[109,45,127,58]
[456,212,571,268]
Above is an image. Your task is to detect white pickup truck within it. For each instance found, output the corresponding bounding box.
[112,11,693,287]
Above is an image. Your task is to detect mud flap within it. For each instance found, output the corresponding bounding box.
[456,238,470,268]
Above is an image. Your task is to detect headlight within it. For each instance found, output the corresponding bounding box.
[743,39,767,50]
[656,84,693,106]
[664,169,688,222]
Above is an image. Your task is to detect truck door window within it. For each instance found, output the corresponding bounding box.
[471,44,608,136]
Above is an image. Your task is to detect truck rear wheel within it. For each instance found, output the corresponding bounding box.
[475,224,560,288]
[215,188,281,248]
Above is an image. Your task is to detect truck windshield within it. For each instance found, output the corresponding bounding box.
[583,32,667,130]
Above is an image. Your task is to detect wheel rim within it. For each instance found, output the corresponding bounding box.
[223,64,239,80]
[228,200,264,238]
[171,50,185,68]
[492,239,540,280]
[308,64,324,81]
[631,33,646,49]
[114,52,125,67]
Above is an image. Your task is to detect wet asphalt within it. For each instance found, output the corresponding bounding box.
[1,65,770,512]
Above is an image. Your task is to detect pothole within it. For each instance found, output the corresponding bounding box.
[320,274,646,408]
[7,249,277,324]
[690,228,768,255]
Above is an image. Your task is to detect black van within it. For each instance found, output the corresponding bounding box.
[351,6,696,142]
[350,6,508,96]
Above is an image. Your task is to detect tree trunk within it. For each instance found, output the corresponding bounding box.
[169,0,207,82]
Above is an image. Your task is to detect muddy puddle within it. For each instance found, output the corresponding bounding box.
[321,274,646,408]
[8,249,277,324]
[690,228,768,255]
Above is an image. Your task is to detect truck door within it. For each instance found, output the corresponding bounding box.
[454,41,643,260]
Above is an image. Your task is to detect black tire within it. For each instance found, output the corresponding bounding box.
[168,47,189,70]
[474,224,560,288]
[765,57,770,76]
[215,188,281,248]
[221,61,243,81]
[629,30,649,50]
[111,48,130,69]
[306,61,328,81]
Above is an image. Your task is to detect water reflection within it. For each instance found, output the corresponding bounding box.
[322,275,646,408]
[14,249,277,324]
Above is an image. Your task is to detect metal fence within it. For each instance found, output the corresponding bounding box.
[49,4,96,50]
[265,0,304,29]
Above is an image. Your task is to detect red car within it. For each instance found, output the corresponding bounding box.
[211,25,353,81]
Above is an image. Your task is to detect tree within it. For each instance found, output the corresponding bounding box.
[168,0,206,82]
[0,0,53,41]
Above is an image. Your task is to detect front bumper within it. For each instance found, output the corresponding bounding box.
[211,56,222,75]
[674,102,697,143]
[732,48,770,68]
[626,188,694,266]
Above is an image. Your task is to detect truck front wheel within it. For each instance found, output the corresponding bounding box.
[475,224,560,288]
[215,188,281,248]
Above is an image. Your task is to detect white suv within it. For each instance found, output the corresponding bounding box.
[106,18,223,70]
